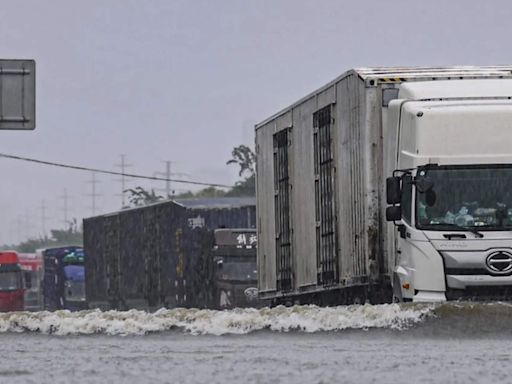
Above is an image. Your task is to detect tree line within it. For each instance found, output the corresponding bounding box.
[125,144,255,206]
[2,145,255,251]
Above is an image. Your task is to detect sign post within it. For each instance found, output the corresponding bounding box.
[0,59,35,130]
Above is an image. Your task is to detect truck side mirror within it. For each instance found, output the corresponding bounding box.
[386,206,402,222]
[386,176,401,204]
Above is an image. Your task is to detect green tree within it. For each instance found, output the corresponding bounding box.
[226,145,256,197]
[7,219,84,253]
[224,174,255,197]
[50,220,83,245]
[174,187,226,199]
[132,145,257,201]
[125,187,164,207]
[227,145,255,178]
[193,187,226,198]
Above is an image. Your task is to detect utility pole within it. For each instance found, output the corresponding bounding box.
[16,215,22,244]
[86,172,101,216]
[115,154,132,207]
[8,228,14,245]
[154,161,189,198]
[164,160,171,197]
[24,210,33,240]
[40,200,49,237]
[59,189,71,227]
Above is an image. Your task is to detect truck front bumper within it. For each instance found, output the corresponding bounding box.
[413,290,446,302]
[447,274,512,289]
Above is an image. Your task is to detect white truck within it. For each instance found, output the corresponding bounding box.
[255,66,512,304]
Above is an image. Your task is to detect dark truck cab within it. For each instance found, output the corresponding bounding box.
[212,229,258,308]
[43,246,87,311]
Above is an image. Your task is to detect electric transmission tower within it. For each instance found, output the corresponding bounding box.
[23,210,34,240]
[154,160,189,198]
[59,189,72,227]
[40,199,49,237]
[86,172,101,215]
[114,154,132,207]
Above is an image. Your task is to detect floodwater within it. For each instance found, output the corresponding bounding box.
[0,303,511,384]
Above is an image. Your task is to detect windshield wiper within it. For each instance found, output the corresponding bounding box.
[437,223,484,238]
[472,224,512,231]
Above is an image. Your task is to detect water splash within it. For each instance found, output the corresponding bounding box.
[0,303,433,336]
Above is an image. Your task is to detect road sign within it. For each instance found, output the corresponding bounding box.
[0,60,35,130]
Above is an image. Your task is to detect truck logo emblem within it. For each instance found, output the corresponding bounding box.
[244,287,258,301]
[485,251,512,275]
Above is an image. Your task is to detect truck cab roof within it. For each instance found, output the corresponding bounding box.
[256,66,512,129]
[399,79,512,100]
[0,251,19,264]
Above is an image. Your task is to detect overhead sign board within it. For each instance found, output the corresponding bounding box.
[0,59,35,130]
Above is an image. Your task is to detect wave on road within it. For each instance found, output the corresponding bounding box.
[0,304,433,336]
[2,302,512,336]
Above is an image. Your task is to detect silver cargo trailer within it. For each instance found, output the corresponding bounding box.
[256,66,512,305]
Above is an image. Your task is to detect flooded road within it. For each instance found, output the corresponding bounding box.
[1,303,511,383]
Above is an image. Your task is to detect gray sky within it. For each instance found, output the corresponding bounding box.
[0,0,511,244]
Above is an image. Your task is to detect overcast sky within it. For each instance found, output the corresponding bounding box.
[0,0,511,244]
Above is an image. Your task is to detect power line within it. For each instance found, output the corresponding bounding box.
[0,152,232,189]
[154,161,191,198]
[154,160,183,197]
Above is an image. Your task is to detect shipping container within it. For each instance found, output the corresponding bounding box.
[83,197,256,310]
[255,66,512,305]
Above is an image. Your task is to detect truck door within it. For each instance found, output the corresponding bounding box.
[393,174,414,301]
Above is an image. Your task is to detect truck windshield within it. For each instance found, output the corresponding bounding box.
[216,259,257,281]
[416,165,512,230]
[0,271,21,291]
[64,265,85,282]
[23,270,40,292]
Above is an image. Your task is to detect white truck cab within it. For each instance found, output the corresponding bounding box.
[387,79,512,302]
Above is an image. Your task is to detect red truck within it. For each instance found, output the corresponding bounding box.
[0,251,24,311]
[18,253,43,311]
